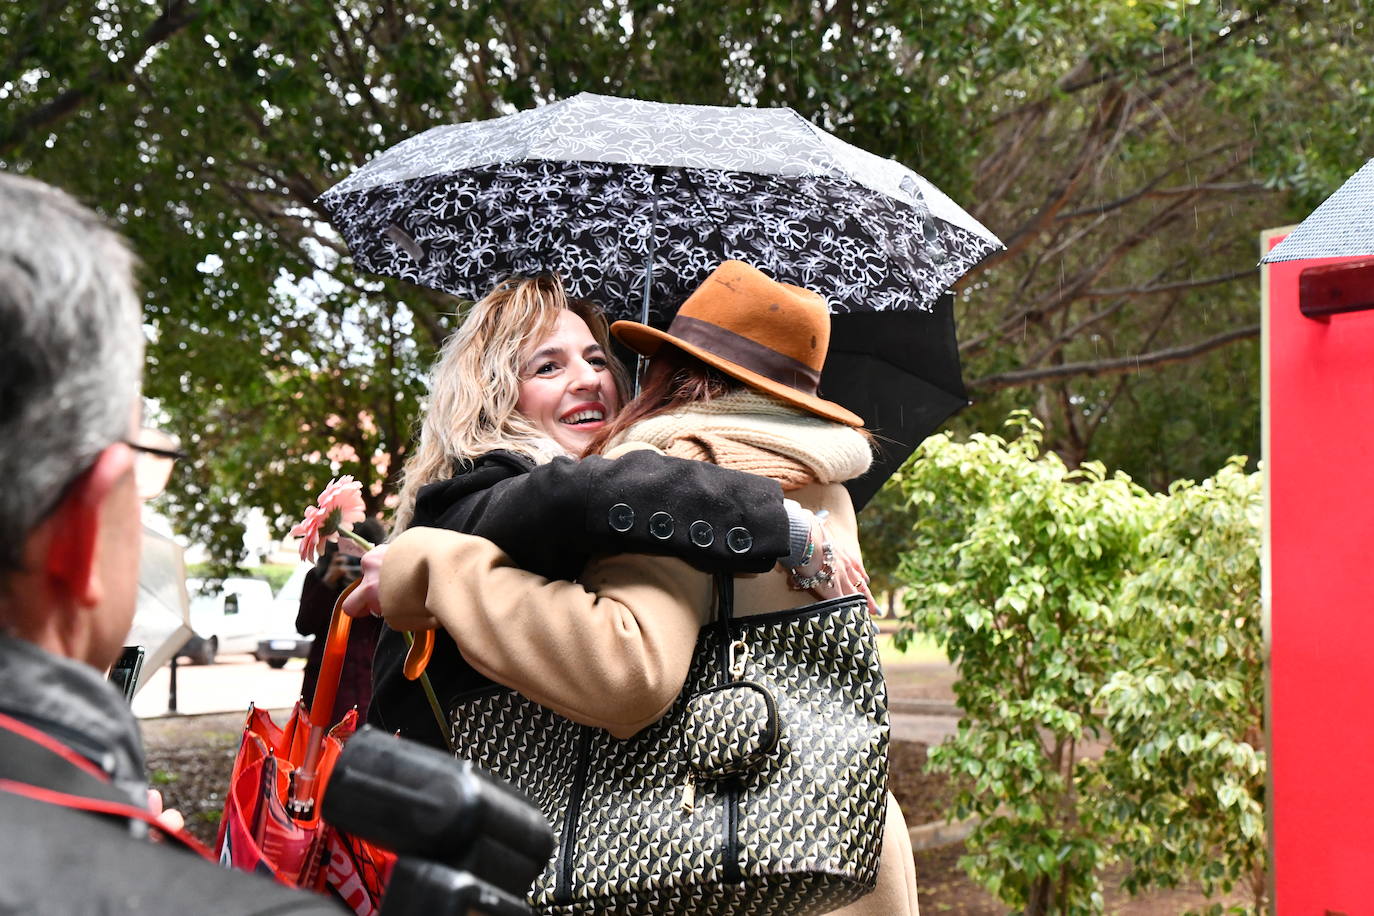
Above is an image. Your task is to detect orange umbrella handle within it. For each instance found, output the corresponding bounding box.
[290,578,361,818]
[308,578,359,730]
[403,629,434,680]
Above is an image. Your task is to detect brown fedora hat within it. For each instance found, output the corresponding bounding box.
[611,261,864,427]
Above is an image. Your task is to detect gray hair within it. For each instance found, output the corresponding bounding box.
[0,173,145,572]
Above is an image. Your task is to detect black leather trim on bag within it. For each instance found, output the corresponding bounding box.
[554,726,592,905]
[728,592,869,629]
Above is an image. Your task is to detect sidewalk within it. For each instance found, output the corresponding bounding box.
[132,653,306,719]
[884,659,960,745]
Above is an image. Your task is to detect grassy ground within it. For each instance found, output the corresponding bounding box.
[877,629,948,668]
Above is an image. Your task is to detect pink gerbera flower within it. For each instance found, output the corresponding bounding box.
[290,475,368,561]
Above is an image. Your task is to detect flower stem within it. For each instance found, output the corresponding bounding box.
[403,631,454,754]
[339,529,375,552]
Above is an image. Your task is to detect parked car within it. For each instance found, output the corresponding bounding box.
[177,577,275,665]
[254,634,314,668]
[254,563,316,668]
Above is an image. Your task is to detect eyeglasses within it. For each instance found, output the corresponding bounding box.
[124,428,187,500]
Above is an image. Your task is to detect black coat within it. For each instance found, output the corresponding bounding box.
[296,561,384,725]
[0,634,339,915]
[368,449,789,749]
[0,791,342,914]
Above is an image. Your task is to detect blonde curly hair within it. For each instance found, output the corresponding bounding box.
[391,276,629,532]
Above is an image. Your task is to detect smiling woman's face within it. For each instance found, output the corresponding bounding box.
[515,308,622,456]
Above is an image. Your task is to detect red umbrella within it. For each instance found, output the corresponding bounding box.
[216,581,394,913]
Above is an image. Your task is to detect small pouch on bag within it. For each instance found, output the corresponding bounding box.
[682,680,781,779]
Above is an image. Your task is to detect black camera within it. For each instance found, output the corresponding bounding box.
[323,727,555,916]
[107,645,145,704]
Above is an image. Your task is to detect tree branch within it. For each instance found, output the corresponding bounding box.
[978,87,1129,268]
[0,0,198,155]
[969,324,1259,393]
[1081,268,1254,301]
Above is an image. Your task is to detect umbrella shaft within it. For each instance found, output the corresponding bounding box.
[632,174,659,397]
[288,724,328,818]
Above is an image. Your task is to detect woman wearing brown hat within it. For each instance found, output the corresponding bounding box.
[361,273,852,749]
[352,261,918,914]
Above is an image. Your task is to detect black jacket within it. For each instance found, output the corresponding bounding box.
[368,449,790,749]
[0,634,339,915]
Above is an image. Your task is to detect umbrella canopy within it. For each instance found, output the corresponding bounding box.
[321,93,1003,505]
[1262,158,1374,262]
[827,294,966,508]
[126,526,192,689]
[319,92,1001,322]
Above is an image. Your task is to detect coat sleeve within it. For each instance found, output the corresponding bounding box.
[417,450,790,576]
[380,526,712,739]
[294,566,336,638]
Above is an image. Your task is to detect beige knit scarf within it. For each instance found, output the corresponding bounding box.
[610,389,872,490]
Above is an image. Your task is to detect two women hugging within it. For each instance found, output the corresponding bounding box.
[343,260,919,914]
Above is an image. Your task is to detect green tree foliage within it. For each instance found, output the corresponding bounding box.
[897,412,1156,913]
[1091,459,1265,911]
[892,413,1263,913]
[3,1,1367,560]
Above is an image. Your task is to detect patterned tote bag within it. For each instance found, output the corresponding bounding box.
[449,575,890,915]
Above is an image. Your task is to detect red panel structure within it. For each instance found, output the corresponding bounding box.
[1265,228,1374,913]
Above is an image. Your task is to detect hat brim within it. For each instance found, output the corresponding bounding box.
[612,320,865,428]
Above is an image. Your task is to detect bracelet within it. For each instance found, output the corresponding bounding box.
[788,541,835,591]
[795,533,816,568]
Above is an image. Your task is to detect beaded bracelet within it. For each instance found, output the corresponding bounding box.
[788,540,836,591]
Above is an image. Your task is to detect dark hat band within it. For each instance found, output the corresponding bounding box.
[667,315,821,395]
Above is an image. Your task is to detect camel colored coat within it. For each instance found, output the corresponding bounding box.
[380,476,919,915]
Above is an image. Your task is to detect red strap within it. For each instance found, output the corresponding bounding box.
[0,710,108,780]
[0,778,213,859]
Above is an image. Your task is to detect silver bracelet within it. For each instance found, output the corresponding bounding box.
[788,541,835,591]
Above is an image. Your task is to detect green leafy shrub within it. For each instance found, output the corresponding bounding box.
[1090,459,1265,911]
[892,412,1264,913]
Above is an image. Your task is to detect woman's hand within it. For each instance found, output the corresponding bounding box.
[341,543,442,632]
[791,518,878,614]
[828,546,878,615]
[341,544,388,619]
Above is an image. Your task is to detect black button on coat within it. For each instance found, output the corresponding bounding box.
[369,449,790,750]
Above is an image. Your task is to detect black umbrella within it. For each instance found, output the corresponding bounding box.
[825,294,966,508]
[320,93,1000,504]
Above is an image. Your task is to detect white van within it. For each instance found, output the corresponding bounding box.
[178,577,275,664]
[254,563,316,668]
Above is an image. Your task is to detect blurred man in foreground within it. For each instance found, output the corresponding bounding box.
[0,172,339,913]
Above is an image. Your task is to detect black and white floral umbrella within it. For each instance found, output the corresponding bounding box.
[319,93,1004,507]
[318,92,1001,323]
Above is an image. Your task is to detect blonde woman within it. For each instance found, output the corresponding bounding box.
[365,275,853,746]
[350,263,913,914]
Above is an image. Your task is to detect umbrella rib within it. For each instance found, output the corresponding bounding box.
[675,167,733,281]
